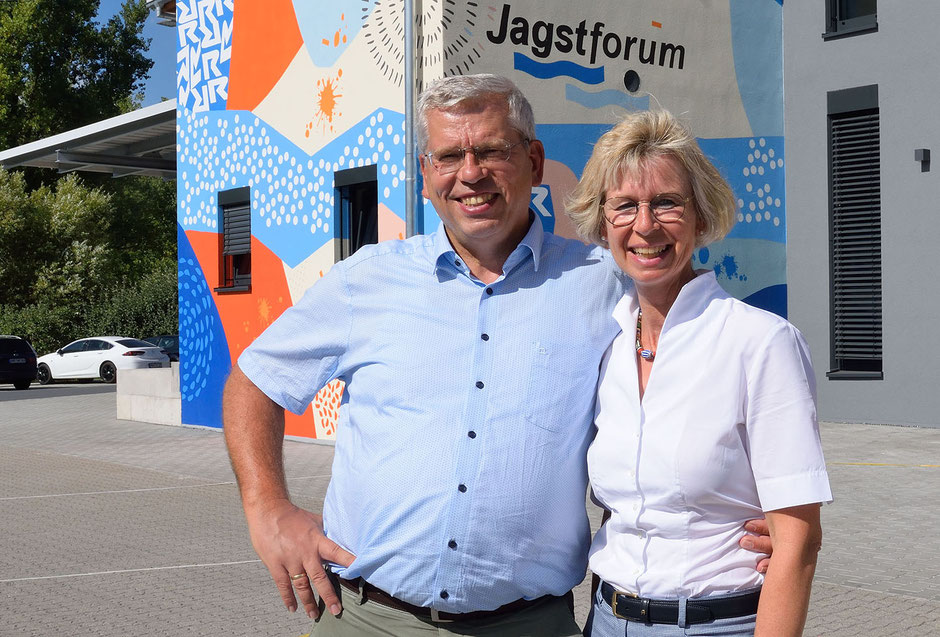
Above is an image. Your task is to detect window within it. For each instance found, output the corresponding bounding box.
[827,85,882,380]
[216,187,251,292]
[334,166,378,261]
[60,341,86,354]
[824,0,877,39]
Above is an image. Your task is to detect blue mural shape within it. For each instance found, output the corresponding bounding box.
[729,0,783,136]
[178,108,408,267]
[699,137,786,244]
[177,0,233,113]
[531,185,555,233]
[565,84,651,111]
[293,0,372,67]
[514,52,605,83]
[538,123,610,179]
[743,284,787,318]
[178,225,231,429]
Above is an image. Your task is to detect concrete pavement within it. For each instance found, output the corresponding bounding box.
[1,384,938,636]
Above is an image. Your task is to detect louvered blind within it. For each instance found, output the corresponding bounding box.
[222,203,251,255]
[830,109,882,366]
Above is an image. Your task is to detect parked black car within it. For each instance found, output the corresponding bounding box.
[0,335,38,390]
[142,335,179,362]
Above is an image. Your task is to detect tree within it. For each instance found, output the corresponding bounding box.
[0,1,178,353]
[0,0,153,152]
[0,169,178,354]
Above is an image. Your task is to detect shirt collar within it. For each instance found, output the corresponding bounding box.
[432,211,544,276]
[611,269,720,333]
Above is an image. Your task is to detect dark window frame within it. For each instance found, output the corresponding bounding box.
[827,84,883,380]
[823,0,877,40]
[215,186,252,294]
[334,165,379,262]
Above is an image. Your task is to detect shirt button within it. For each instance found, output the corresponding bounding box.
[448,540,458,549]
[481,333,489,341]
[455,259,462,267]
[467,431,476,439]
[440,590,449,599]
[458,484,467,493]
[485,288,493,295]
[475,381,484,389]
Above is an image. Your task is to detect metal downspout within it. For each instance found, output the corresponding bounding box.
[404,0,416,237]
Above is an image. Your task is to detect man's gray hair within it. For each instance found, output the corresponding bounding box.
[416,74,536,152]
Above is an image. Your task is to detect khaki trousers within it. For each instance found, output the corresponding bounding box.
[310,583,581,637]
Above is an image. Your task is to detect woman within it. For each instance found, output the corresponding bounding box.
[567,111,832,637]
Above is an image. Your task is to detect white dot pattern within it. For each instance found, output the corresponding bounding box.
[177,108,410,264]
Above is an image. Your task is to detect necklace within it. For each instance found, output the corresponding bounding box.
[635,309,656,361]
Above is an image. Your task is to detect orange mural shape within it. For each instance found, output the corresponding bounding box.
[313,379,345,438]
[322,13,348,48]
[186,230,343,438]
[308,69,343,134]
[227,0,304,112]
[185,230,325,438]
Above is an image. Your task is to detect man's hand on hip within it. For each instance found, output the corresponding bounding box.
[246,498,356,619]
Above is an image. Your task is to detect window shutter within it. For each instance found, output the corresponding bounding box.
[830,109,882,365]
[223,203,251,255]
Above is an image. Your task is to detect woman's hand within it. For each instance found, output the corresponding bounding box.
[739,517,773,573]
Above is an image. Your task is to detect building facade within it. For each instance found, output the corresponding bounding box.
[784,1,939,427]
[176,0,787,437]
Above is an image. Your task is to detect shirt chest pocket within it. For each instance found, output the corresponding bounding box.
[522,339,596,433]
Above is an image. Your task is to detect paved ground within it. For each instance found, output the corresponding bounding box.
[1,384,938,636]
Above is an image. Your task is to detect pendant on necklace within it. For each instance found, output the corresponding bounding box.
[635,309,656,361]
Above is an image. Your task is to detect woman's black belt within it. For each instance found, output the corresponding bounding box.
[600,581,760,625]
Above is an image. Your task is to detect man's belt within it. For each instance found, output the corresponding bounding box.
[600,581,760,625]
[337,576,568,623]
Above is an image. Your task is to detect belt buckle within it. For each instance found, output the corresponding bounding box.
[611,590,638,620]
[429,608,455,623]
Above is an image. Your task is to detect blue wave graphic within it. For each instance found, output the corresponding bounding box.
[565,84,650,111]
[514,52,604,84]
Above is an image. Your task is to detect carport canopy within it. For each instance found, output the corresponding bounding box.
[0,99,176,180]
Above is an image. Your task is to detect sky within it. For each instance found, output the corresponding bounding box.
[97,0,177,106]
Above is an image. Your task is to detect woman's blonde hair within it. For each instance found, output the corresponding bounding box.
[566,110,736,247]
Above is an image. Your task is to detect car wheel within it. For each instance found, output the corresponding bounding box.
[37,364,53,385]
[13,380,31,390]
[100,361,117,384]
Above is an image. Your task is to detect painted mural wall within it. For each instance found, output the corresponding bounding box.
[176,0,785,438]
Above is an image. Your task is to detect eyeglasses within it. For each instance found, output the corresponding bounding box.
[601,193,692,227]
[423,138,530,175]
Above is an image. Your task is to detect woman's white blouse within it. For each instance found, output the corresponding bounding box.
[587,271,832,599]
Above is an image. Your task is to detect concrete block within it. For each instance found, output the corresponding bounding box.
[116,363,182,426]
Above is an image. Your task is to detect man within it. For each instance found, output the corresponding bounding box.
[223,74,770,636]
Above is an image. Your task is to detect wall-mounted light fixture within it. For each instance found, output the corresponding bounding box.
[915,148,930,172]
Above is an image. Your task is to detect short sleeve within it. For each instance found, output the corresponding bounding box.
[745,322,833,511]
[238,262,352,415]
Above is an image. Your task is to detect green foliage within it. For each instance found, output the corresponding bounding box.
[81,261,178,341]
[0,170,115,306]
[0,169,177,353]
[0,0,153,151]
[0,1,177,353]
[0,301,78,355]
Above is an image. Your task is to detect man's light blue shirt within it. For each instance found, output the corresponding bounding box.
[239,217,628,612]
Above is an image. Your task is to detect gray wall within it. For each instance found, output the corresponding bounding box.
[784,2,940,427]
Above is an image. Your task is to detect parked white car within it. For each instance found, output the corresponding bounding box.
[36,337,170,385]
